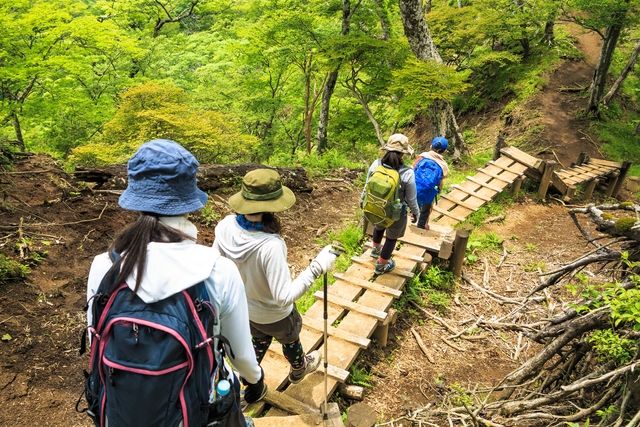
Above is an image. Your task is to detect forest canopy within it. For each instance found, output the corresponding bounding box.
[1,0,639,167]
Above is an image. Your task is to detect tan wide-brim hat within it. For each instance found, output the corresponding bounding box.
[229,168,296,215]
[382,133,414,156]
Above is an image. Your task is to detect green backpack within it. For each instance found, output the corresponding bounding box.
[363,164,403,228]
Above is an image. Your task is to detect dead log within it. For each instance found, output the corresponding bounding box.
[338,384,365,401]
[74,163,313,193]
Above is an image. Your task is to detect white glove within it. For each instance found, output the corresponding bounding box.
[309,245,338,277]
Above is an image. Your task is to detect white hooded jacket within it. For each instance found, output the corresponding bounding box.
[212,215,318,325]
[86,216,262,384]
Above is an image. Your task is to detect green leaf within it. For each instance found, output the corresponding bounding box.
[1,333,12,341]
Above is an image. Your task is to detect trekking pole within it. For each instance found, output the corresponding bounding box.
[322,271,329,426]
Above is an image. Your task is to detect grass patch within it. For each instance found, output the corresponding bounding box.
[296,222,364,314]
[465,231,503,265]
[444,150,494,188]
[396,266,455,314]
[459,192,513,228]
[0,254,30,285]
[595,114,640,176]
[268,149,369,178]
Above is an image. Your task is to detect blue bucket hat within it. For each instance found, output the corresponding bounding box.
[118,139,208,216]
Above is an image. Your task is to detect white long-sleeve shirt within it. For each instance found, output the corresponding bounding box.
[86,216,262,384]
[212,215,318,324]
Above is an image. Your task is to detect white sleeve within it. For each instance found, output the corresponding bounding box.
[262,240,317,307]
[86,253,112,327]
[208,258,262,384]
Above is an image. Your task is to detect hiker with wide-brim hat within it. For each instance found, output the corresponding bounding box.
[84,139,265,427]
[361,133,420,275]
[213,168,337,385]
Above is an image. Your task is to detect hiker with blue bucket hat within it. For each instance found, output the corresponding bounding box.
[82,139,264,427]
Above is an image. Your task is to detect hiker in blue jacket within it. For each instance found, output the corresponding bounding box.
[413,136,450,230]
[85,139,265,427]
[362,134,420,275]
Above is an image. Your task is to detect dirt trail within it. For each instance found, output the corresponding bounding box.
[534,26,603,168]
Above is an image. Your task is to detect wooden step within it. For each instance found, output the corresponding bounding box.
[350,257,415,279]
[432,205,466,222]
[302,315,371,349]
[466,175,504,192]
[450,185,491,201]
[313,291,388,322]
[265,347,350,382]
[476,168,513,184]
[362,244,426,263]
[334,272,402,297]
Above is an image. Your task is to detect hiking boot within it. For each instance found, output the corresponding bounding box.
[374,259,396,275]
[370,245,382,258]
[288,350,322,384]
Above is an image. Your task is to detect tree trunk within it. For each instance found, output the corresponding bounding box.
[316,71,338,154]
[603,40,640,106]
[374,0,390,40]
[543,19,555,46]
[636,121,640,135]
[12,112,25,152]
[398,0,466,157]
[352,88,385,146]
[588,23,625,114]
[316,0,352,153]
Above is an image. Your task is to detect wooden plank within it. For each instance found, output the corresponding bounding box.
[439,193,482,211]
[499,146,543,171]
[363,243,425,263]
[302,316,371,349]
[313,291,388,321]
[466,175,504,192]
[584,163,617,174]
[589,158,623,168]
[476,168,513,184]
[432,205,467,222]
[488,159,525,176]
[265,346,350,382]
[450,184,492,201]
[494,155,529,174]
[334,272,402,297]
[350,257,415,279]
[263,389,320,415]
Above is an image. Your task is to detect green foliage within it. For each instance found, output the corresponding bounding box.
[465,232,503,264]
[195,201,221,227]
[0,254,30,285]
[586,329,637,364]
[70,82,259,166]
[349,362,373,388]
[269,149,368,178]
[397,266,455,314]
[596,116,640,176]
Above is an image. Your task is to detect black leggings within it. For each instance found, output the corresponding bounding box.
[372,228,396,260]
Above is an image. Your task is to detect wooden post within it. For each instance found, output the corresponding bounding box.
[537,160,557,200]
[612,161,632,198]
[347,402,377,427]
[575,151,589,166]
[449,228,471,279]
[583,179,598,200]
[511,176,524,196]
[605,175,619,198]
[373,308,397,348]
[493,132,506,161]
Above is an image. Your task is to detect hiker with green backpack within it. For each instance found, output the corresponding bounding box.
[361,134,420,275]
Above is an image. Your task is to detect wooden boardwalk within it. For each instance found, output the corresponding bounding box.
[249,146,629,425]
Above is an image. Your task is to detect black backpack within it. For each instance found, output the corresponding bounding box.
[78,252,233,427]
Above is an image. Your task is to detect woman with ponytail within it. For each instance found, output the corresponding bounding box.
[85,140,264,426]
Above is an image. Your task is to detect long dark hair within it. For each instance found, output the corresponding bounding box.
[381,151,403,170]
[110,213,194,293]
[261,212,282,234]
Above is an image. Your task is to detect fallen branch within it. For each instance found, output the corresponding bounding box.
[411,328,434,363]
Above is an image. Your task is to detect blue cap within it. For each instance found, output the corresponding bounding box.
[216,379,231,397]
[431,136,448,152]
[118,139,208,216]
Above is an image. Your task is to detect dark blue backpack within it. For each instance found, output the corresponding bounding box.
[414,157,444,206]
[79,253,232,427]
